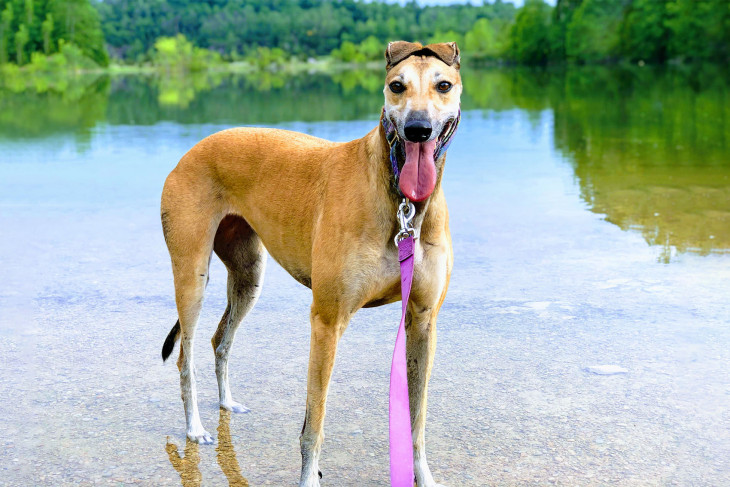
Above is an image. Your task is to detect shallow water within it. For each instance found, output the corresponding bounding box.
[1,66,730,486]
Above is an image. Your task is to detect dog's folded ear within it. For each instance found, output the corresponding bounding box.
[425,42,460,69]
[385,41,461,70]
[385,41,424,70]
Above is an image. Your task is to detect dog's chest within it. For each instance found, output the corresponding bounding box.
[359,244,420,308]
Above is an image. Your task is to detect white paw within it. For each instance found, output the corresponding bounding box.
[416,475,448,486]
[220,401,250,414]
[298,469,321,487]
[187,429,214,444]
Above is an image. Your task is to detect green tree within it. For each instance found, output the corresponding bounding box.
[152,34,221,72]
[15,23,28,64]
[24,0,32,24]
[0,3,13,64]
[41,12,52,54]
[357,36,382,61]
[666,0,730,61]
[620,0,669,63]
[464,19,499,61]
[510,0,552,65]
[0,0,108,67]
[330,36,381,63]
[427,30,463,47]
[565,0,624,63]
[550,0,582,62]
[331,41,362,63]
[50,0,109,66]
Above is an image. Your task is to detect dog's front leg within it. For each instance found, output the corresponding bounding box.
[407,286,449,487]
[299,307,348,487]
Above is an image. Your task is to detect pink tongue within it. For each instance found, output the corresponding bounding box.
[399,139,437,202]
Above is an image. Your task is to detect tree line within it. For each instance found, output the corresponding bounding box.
[0,0,728,69]
[512,0,730,65]
[96,0,516,62]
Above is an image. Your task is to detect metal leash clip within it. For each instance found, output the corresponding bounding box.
[394,198,416,245]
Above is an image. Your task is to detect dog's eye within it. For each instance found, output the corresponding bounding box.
[389,81,405,94]
[437,81,452,93]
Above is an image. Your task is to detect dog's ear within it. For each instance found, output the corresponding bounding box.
[385,41,423,70]
[424,42,461,69]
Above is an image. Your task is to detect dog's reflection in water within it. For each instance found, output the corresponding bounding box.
[166,409,249,486]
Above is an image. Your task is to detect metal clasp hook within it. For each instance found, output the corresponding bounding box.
[394,198,416,245]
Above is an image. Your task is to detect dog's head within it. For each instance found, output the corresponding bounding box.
[383,41,462,202]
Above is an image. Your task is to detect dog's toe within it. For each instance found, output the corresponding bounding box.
[220,401,250,414]
[417,480,448,487]
[187,430,214,444]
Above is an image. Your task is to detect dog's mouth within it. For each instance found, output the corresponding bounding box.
[398,118,455,202]
[439,118,456,141]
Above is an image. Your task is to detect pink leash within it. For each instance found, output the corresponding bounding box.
[390,201,416,486]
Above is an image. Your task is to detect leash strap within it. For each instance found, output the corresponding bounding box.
[390,234,415,486]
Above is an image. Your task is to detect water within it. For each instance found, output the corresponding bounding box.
[1,66,729,485]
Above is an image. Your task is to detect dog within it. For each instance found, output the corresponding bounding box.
[160,40,462,487]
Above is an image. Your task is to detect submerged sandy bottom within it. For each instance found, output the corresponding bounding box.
[2,113,730,486]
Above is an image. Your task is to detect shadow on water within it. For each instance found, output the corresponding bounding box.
[165,409,249,487]
[1,64,728,260]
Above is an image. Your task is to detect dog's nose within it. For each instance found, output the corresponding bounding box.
[404,119,432,142]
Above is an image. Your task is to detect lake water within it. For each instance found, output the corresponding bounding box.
[1,65,729,486]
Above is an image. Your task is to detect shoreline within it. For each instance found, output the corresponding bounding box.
[1,57,385,78]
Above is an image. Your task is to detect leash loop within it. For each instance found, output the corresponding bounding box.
[394,198,416,245]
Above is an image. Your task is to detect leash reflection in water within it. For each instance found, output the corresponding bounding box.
[165,409,249,486]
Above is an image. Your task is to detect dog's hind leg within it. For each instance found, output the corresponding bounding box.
[212,215,266,413]
[172,244,216,444]
[173,248,216,444]
[162,174,223,445]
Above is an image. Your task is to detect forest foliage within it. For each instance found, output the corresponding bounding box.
[0,0,107,68]
[94,0,730,65]
[0,0,728,71]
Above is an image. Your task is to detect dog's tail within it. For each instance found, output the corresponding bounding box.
[162,320,181,362]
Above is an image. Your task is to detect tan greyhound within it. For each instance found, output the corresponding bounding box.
[160,41,462,487]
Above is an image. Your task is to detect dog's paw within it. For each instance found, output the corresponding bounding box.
[416,478,448,487]
[298,470,321,487]
[220,400,250,414]
[186,430,214,445]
